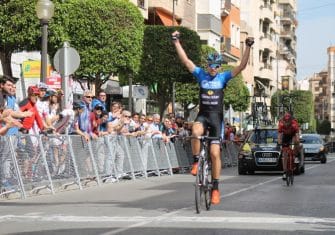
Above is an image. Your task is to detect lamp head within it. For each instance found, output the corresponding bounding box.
[35,0,54,21]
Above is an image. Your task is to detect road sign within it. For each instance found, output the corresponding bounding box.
[53,45,80,76]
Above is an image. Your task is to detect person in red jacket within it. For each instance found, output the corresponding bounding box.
[278,111,300,180]
[19,85,45,134]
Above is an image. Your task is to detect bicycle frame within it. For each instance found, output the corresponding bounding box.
[193,136,221,213]
[281,145,295,186]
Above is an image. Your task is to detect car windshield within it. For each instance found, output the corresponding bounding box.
[249,129,278,144]
[302,136,323,144]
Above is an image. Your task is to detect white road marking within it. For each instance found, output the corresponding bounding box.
[1,158,334,234]
[0,214,334,232]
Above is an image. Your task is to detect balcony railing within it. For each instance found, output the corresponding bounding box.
[197,14,221,35]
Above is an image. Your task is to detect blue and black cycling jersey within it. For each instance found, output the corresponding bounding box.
[192,67,232,113]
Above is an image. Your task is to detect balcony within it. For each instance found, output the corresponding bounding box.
[260,33,274,51]
[278,0,296,9]
[197,14,221,35]
[256,63,273,80]
[221,0,231,16]
[260,3,274,21]
[280,29,295,40]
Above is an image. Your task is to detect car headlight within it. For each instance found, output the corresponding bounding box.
[320,146,325,152]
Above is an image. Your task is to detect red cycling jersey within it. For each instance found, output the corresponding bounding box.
[278,118,299,135]
[19,98,44,131]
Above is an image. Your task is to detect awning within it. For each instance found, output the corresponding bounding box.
[156,9,179,26]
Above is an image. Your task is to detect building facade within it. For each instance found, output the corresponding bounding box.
[328,46,335,130]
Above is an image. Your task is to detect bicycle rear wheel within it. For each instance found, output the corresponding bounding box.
[195,157,204,214]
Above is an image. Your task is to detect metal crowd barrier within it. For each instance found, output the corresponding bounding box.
[0,135,240,200]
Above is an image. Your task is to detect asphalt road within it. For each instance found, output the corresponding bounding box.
[1,155,335,235]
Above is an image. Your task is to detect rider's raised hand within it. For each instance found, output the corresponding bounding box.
[245,37,254,47]
[171,31,180,41]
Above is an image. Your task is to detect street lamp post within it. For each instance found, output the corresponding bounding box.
[35,0,54,83]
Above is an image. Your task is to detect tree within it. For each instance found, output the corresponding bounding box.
[222,64,250,112]
[317,119,331,135]
[1,0,144,94]
[0,0,46,76]
[271,89,316,132]
[136,25,201,116]
[52,0,144,92]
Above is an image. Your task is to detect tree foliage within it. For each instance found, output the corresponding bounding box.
[317,119,331,135]
[53,0,144,91]
[136,25,201,116]
[0,0,45,76]
[1,0,144,93]
[271,89,315,131]
[223,64,250,112]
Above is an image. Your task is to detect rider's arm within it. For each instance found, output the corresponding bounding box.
[172,31,196,73]
[277,121,283,145]
[231,37,254,77]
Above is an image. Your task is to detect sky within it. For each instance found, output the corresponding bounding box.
[296,0,335,80]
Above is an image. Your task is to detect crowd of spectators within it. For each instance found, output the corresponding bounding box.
[1,75,196,186]
[0,75,193,139]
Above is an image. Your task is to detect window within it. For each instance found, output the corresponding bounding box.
[137,0,145,9]
[230,23,240,49]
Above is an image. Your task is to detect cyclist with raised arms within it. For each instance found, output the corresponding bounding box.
[277,111,300,180]
[172,30,254,205]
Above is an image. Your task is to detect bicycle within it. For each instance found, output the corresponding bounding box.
[189,136,220,214]
[281,144,295,186]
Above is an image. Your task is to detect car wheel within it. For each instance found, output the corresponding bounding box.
[248,170,255,175]
[294,163,301,175]
[321,156,327,164]
[238,166,247,175]
[300,164,305,174]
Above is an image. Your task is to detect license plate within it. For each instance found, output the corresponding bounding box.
[305,148,316,153]
[305,157,312,161]
[257,158,277,163]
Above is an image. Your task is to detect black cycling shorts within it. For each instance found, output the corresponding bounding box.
[195,112,224,140]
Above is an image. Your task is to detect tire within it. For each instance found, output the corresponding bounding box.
[286,173,290,186]
[204,161,211,211]
[290,172,294,185]
[195,157,204,214]
[205,187,211,211]
[238,166,247,175]
[320,156,327,164]
[300,164,305,174]
[294,163,301,175]
[248,170,255,175]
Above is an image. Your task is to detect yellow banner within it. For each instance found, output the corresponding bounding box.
[23,61,51,78]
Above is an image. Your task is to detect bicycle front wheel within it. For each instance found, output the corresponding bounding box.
[286,171,290,186]
[290,171,294,185]
[195,157,204,214]
[204,161,212,210]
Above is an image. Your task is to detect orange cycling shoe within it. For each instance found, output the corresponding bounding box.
[190,162,198,176]
[211,189,220,205]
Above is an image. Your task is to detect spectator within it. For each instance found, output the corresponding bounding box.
[147,113,163,139]
[108,101,122,122]
[35,82,54,130]
[19,86,45,134]
[161,117,177,143]
[105,110,131,179]
[0,75,31,135]
[82,90,94,111]
[91,90,107,112]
